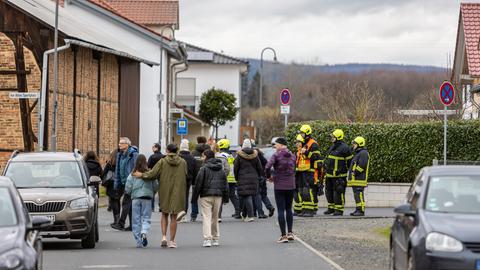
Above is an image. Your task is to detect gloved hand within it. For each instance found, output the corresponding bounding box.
[317,184,325,196]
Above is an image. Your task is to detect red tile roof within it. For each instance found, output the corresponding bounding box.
[104,0,178,26]
[460,3,480,75]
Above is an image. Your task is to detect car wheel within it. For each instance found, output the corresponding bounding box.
[407,249,415,270]
[81,223,96,249]
[95,220,99,242]
[389,244,396,270]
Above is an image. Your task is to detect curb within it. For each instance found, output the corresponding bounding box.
[295,236,345,270]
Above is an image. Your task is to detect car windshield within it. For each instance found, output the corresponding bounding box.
[5,161,84,188]
[425,176,480,214]
[0,188,17,227]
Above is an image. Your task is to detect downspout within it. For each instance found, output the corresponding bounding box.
[167,50,188,142]
[38,43,71,151]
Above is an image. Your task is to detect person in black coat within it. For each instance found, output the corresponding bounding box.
[178,140,199,222]
[253,147,275,218]
[148,143,164,212]
[102,149,117,224]
[84,151,103,197]
[234,139,264,221]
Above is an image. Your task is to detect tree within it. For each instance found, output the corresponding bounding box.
[199,88,238,140]
[251,107,284,143]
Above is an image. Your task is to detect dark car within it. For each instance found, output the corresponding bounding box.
[390,166,480,270]
[0,176,51,270]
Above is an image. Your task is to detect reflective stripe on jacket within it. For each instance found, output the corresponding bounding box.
[347,148,369,187]
[324,141,352,178]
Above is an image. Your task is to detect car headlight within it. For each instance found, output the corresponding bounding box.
[426,232,463,252]
[70,197,89,209]
[0,248,23,269]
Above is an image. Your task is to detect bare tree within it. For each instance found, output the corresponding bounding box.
[251,107,285,143]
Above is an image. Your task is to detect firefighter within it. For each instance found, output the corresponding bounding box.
[294,125,322,217]
[323,129,352,216]
[347,136,370,216]
[218,139,241,219]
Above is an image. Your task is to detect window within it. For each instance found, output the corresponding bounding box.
[176,78,196,110]
[407,172,424,209]
[0,188,18,227]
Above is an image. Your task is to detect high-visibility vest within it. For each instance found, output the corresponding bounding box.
[296,139,316,172]
[227,156,236,183]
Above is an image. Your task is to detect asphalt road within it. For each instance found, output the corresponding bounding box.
[43,201,336,270]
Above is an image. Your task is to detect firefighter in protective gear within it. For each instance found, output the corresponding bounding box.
[218,138,241,219]
[294,125,323,217]
[323,129,352,216]
[347,136,369,216]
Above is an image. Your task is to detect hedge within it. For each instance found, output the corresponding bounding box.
[285,120,480,183]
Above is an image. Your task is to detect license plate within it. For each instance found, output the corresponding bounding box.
[31,214,55,222]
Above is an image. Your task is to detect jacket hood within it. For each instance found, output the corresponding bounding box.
[86,159,100,169]
[238,149,258,160]
[165,154,183,166]
[194,143,210,154]
[205,158,223,171]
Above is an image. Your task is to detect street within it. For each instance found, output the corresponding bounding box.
[43,204,336,270]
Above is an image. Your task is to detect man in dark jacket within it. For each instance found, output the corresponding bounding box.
[111,137,139,231]
[191,136,211,157]
[253,145,275,218]
[347,137,370,216]
[234,139,264,222]
[323,129,353,216]
[192,150,228,247]
[148,143,164,212]
[177,140,199,222]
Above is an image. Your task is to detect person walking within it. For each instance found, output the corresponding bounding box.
[84,151,103,197]
[133,144,187,248]
[265,137,296,243]
[323,129,353,216]
[148,143,164,212]
[212,142,230,222]
[102,150,117,225]
[217,139,241,219]
[177,139,198,222]
[125,155,158,248]
[111,137,139,231]
[347,137,370,216]
[190,137,210,222]
[234,139,263,222]
[192,150,228,247]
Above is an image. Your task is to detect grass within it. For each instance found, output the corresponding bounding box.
[99,186,107,197]
[375,226,391,239]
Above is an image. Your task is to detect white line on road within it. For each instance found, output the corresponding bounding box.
[295,236,346,270]
[81,265,131,269]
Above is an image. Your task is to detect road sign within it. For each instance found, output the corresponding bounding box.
[170,108,183,114]
[176,118,188,135]
[280,105,290,114]
[9,92,40,99]
[280,88,291,105]
[439,81,455,106]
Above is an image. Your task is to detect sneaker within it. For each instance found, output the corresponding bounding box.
[141,233,148,247]
[168,241,177,248]
[190,217,197,222]
[268,208,275,217]
[323,209,335,215]
[277,236,288,243]
[287,233,295,241]
[244,217,254,222]
[258,214,268,219]
[179,216,188,223]
[176,211,187,221]
[332,211,343,216]
[203,240,212,247]
[350,210,365,217]
[110,223,124,231]
[212,240,219,246]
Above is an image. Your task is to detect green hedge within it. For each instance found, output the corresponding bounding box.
[285,121,480,183]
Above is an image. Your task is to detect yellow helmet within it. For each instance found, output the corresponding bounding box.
[299,124,312,135]
[332,129,344,141]
[217,138,230,149]
[353,136,366,147]
[296,134,305,143]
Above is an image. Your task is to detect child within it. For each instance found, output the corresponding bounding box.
[125,154,158,248]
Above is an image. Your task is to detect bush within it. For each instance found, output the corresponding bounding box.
[286,121,480,183]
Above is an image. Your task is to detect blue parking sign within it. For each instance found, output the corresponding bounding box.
[177,118,188,135]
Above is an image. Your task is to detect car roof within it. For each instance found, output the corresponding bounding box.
[0,176,15,188]
[422,165,480,176]
[9,152,81,162]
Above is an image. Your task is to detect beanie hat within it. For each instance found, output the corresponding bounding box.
[242,139,252,149]
[180,139,189,152]
[274,137,288,146]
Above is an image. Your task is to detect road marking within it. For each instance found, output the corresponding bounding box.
[81,265,131,269]
[295,236,346,270]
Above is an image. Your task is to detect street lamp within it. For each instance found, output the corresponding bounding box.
[158,26,176,146]
[259,47,278,108]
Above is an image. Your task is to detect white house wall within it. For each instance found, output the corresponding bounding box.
[178,64,244,145]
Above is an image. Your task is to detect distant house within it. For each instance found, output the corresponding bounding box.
[452,3,480,119]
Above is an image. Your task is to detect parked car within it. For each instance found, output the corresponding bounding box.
[390,166,480,270]
[3,151,101,249]
[0,176,51,270]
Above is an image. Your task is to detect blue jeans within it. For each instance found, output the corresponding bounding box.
[132,199,152,247]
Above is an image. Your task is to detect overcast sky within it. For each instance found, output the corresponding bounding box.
[177,0,474,67]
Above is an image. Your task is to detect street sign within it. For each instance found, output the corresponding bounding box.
[439,81,455,106]
[176,118,188,135]
[170,108,183,114]
[280,105,290,114]
[9,92,40,99]
[280,88,291,105]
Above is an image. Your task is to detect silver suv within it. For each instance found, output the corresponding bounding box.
[3,151,100,249]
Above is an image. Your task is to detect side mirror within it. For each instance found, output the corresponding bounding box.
[88,176,101,185]
[394,203,416,217]
[30,216,53,230]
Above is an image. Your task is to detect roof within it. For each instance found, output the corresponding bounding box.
[104,0,179,27]
[181,42,249,65]
[172,102,209,126]
[423,165,480,175]
[10,152,80,162]
[459,3,480,76]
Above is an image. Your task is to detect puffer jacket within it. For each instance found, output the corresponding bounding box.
[265,148,296,190]
[125,174,159,200]
[191,158,228,202]
[234,148,264,196]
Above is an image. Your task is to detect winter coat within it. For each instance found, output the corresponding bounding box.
[125,174,159,200]
[234,148,264,196]
[265,148,296,190]
[179,150,198,186]
[347,147,370,187]
[85,159,103,178]
[148,152,165,169]
[191,143,211,158]
[191,158,228,202]
[215,153,230,177]
[102,162,116,198]
[114,146,139,190]
[142,153,187,214]
[324,141,352,178]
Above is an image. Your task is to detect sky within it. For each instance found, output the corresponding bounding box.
[177,0,474,67]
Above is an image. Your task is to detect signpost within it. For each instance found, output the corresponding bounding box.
[280,88,291,128]
[9,92,40,99]
[176,118,188,138]
[439,81,455,166]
